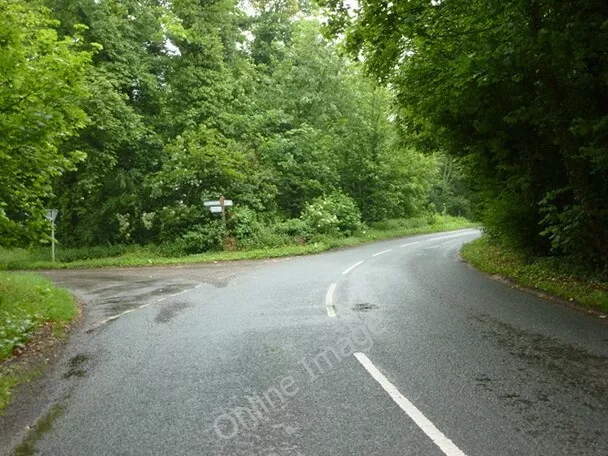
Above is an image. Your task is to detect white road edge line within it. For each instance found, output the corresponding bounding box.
[91,283,203,329]
[354,352,467,456]
[325,283,337,318]
[400,241,420,248]
[372,249,392,257]
[342,260,364,275]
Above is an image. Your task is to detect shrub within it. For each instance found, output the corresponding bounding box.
[238,226,292,249]
[273,218,311,239]
[179,223,225,254]
[301,192,363,237]
[157,204,205,243]
[230,207,262,241]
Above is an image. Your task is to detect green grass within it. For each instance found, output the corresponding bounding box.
[0,215,476,270]
[0,273,77,411]
[0,366,41,412]
[461,236,608,313]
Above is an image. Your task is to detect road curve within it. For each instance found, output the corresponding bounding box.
[2,228,607,456]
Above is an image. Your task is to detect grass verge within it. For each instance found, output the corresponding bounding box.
[0,273,78,411]
[461,236,608,314]
[0,216,476,270]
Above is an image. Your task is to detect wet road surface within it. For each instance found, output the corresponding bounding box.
[2,229,607,456]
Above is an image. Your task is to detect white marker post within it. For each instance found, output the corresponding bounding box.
[45,209,59,262]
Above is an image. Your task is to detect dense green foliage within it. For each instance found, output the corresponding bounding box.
[0,215,474,269]
[0,0,91,245]
[1,0,470,255]
[323,0,608,269]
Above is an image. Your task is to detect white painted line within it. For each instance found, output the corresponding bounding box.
[325,283,337,318]
[428,232,473,242]
[354,352,467,456]
[342,261,364,275]
[93,283,203,328]
[325,283,337,306]
[425,240,455,250]
[372,249,392,257]
[400,241,420,248]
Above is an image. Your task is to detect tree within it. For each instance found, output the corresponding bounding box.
[323,0,608,267]
[47,0,171,245]
[0,0,90,245]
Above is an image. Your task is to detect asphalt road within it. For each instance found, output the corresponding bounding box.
[4,229,608,455]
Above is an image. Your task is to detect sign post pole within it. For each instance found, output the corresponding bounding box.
[219,196,226,231]
[51,221,55,263]
[45,209,59,262]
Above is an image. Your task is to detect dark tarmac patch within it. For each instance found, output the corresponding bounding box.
[79,282,197,321]
[472,314,608,451]
[63,354,89,379]
[155,302,192,324]
[352,302,378,312]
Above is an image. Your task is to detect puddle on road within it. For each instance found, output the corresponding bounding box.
[352,302,378,312]
[155,301,192,324]
[86,282,196,320]
[63,353,90,378]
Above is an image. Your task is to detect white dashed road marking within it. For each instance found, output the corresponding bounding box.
[372,249,392,257]
[428,232,474,242]
[400,241,420,248]
[354,352,467,456]
[425,240,456,250]
[342,261,364,275]
[325,283,337,318]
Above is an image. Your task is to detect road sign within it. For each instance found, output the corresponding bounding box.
[204,196,232,231]
[204,200,233,207]
[45,209,58,221]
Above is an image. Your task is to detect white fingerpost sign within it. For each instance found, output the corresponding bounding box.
[203,196,232,230]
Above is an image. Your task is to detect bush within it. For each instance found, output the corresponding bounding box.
[157,204,205,243]
[301,192,363,237]
[230,207,262,241]
[238,226,292,249]
[273,218,311,239]
[370,217,428,231]
[179,224,225,254]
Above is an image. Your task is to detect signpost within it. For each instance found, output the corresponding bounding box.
[44,209,59,262]
[203,196,232,230]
